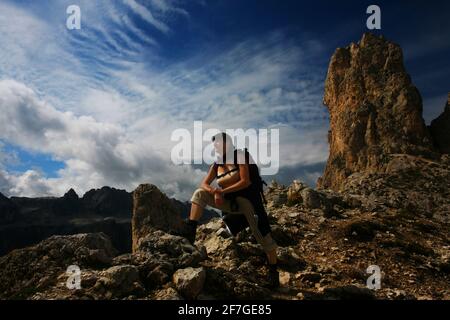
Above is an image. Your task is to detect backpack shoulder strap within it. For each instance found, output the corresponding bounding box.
[233,148,250,165]
[211,162,219,175]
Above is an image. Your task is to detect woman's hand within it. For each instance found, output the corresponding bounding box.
[208,186,217,195]
[200,164,218,195]
[214,188,224,206]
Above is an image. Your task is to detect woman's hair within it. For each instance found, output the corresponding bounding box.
[212,132,234,163]
[212,132,234,149]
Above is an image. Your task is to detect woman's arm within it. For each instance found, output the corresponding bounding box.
[220,164,251,194]
[200,164,218,194]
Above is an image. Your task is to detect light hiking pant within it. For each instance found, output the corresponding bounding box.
[190,187,277,253]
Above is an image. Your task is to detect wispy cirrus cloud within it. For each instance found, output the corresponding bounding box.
[123,0,170,34]
[0,0,330,199]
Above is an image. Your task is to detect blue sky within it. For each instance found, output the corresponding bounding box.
[0,0,449,199]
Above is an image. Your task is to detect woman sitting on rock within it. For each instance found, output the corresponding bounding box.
[184,132,279,287]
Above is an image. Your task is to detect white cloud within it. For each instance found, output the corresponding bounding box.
[0,79,207,199]
[123,0,170,34]
[0,65,329,199]
[3,170,54,198]
[0,2,330,199]
[150,0,189,16]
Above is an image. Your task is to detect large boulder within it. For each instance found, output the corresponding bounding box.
[173,267,206,299]
[131,184,187,252]
[318,33,437,191]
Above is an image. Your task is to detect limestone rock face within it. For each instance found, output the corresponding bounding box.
[318,33,436,190]
[132,184,187,252]
[173,267,206,299]
[429,94,450,155]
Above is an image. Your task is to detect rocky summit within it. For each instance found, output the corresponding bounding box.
[0,33,448,300]
[318,33,439,191]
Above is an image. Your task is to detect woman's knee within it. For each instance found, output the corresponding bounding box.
[193,187,209,197]
[190,188,209,208]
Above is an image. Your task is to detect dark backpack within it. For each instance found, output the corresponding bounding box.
[215,148,267,205]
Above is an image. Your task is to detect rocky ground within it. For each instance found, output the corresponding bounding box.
[0,152,448,300]
[265,155,450,300]
[0,33,448,300]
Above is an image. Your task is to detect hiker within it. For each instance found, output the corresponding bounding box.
[185,132,279,287]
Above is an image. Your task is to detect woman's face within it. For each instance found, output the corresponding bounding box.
[213,139,226,155]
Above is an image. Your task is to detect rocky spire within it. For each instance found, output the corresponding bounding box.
[317,33,437,190]
[63,188,79,200]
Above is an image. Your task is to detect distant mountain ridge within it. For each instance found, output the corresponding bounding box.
[0,186,216,256]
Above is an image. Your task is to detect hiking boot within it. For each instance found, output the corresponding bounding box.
[181,219,198,245]
[267,264,280,288]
